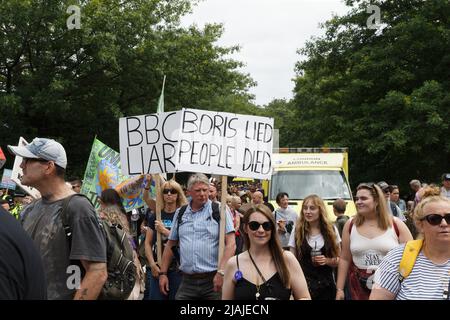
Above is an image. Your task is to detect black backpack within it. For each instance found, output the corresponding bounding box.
[176,201,221,234]
[61,194,136,300]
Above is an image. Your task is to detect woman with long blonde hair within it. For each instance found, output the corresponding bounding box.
[336,183,412,300]
[370,187,450,300]
[143,176,187,300]
[289,194,341,300]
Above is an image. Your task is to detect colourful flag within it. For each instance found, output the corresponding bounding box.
[0,147,5,170]
[81,138,155,211]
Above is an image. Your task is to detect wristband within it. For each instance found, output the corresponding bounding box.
[159,272,167,276]
[217,270,225,276]
[336,288,344,292]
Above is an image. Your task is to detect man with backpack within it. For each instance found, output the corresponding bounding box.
[8,138,107,300]
[159,173,236,300]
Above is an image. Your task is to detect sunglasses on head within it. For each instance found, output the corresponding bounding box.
[357,182,375,189]
[421,213,450,226]
[163,188,177,195]
[248,221,272,231]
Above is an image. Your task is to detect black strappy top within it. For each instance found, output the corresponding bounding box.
[233,254,292,300]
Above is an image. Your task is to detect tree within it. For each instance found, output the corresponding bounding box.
[0,0,256,177]
[290,0,450,188]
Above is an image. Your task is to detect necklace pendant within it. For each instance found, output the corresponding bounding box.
[255,292,260,299]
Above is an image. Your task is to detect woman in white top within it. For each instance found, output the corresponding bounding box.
[336,183,412,300]
[289,194,341,300]
[370,188,450,300]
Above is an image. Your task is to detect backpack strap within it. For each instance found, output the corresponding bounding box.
[398,239,423,282]
[392,218,400,237]
[176,204,189,235]
[176,202,221,234]
[211,201,220,224]
[60,193,93,240]
[348,218,354,234]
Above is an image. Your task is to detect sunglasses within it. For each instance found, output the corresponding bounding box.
[248,221,272,231]
[421,213,450,226]
[163,188,177,195]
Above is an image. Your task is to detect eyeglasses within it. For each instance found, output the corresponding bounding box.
[163,188,177,195]
[382,188,390,194]
[421,213,450,226]
[248,221,272,231]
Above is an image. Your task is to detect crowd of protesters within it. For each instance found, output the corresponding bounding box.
[0,136,449,300]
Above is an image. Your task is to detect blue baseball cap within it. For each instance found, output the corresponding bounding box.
[8,137,67,169]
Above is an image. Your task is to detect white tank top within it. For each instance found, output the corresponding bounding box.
[350,222,399,270]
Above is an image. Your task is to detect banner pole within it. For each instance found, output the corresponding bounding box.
[155,174,162,264]
[218,175,228,266]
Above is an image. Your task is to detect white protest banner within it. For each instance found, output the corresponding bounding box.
[119,111,181,176]
[10,137,41,199]
[176,108,274,180]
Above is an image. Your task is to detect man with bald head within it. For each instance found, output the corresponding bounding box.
[251,191,263,205]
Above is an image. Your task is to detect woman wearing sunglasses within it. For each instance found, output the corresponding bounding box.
[336,183,412,300]
[289,194,341,300]
[143,176,188,300]
[370,188,450,300]
[222,204,310,300]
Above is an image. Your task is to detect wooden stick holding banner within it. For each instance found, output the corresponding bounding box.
[155,174,163,264]
[218,175,228,265]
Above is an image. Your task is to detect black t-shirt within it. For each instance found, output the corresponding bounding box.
[147,210,177,270]
[0,208,47,299]
[21,195,107,300]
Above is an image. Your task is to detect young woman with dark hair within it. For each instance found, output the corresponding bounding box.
[222,204,310,300]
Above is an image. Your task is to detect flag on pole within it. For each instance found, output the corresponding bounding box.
[157,75,166,114]
[157,75,167,180]
[81,138,156,210]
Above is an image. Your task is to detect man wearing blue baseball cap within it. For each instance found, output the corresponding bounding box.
[8,137,107,300]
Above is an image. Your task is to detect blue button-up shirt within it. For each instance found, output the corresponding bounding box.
[169,199,235,273]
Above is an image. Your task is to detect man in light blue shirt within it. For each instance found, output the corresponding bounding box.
[159,173,235,300]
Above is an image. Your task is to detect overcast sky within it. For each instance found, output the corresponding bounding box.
[181,0,350,105]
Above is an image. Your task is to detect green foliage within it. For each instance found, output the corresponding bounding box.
[288,0,450,189]
[0,0,255,177]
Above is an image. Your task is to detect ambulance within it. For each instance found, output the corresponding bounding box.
[263,147,356,221]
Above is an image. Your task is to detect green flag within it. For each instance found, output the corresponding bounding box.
[157,75,166,114]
